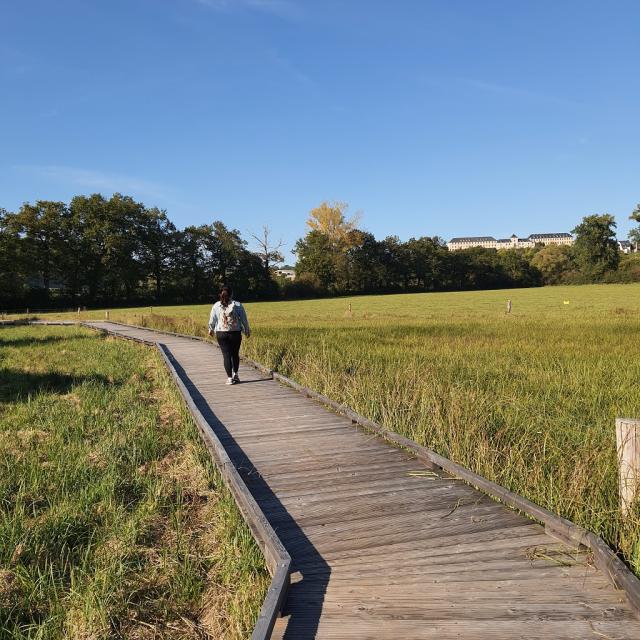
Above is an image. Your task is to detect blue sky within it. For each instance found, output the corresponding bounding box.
[1,0,639,259]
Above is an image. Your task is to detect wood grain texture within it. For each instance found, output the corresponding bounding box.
[81,321,640,638]
[616,417,640,516]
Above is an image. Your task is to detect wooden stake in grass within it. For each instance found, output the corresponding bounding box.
[616,418,640,516]
[506,299,512,314]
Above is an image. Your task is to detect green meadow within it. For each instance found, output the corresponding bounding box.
[43,282,640,576]
[0,325,267,639]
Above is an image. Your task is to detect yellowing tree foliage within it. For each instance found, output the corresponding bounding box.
[306,201,360,246]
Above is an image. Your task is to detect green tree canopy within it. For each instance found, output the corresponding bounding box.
[530,244,574,284]
[0,208,27,304]
[294,230,336,290]
[629,203,640,251]
[7,201,68,298]
[572,214,619,278]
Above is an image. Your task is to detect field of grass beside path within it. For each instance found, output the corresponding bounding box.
[0,325,268,639]
[32,284,640,578]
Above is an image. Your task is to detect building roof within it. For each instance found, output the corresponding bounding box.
[449,236,496,243]
[618,240,631,247]
[528,233,573,239]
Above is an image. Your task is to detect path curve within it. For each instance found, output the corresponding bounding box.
[87,321,640,639]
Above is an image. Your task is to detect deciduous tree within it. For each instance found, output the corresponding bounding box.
[294,230,336,290]
[629,203,640,251]
[9,201,69,299]
[0,209,26,306]
[530,244,573,284]
[139,207,177,302]
[572,214,619,278]
[306,201,360,247]
[250,225,284,276]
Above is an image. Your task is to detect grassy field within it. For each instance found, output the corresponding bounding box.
[0,325,268,639]
[37,283,640,577]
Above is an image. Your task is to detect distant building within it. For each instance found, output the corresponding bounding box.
[447,232,573,251]
[447,236,499,250]
[618,240,633,254]
[275,268,296,280]
[528,233,573,246]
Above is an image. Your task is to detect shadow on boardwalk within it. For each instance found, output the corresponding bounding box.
[169,355,330,639]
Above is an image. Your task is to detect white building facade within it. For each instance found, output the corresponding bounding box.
[275,268,296,280]
[447,233,573,251]
[617,240,633,254]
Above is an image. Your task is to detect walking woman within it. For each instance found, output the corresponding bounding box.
[207,285,251,384]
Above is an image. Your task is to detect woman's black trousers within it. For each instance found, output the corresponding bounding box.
[216,331,242,377]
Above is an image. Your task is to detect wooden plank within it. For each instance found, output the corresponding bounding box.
[270,619,640,640]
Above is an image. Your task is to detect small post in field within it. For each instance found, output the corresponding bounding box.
[616,417,640,516]
[150,306,153,314]
[105,310,109,320]
[506,299,512,314]
[77,307,81,317]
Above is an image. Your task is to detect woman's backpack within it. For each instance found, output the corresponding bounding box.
[220,302,240,331]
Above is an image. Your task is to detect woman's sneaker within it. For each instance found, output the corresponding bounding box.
[232,373,240,384]
[226,377,234,385]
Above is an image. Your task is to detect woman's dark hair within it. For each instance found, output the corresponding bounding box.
[219,285,233,307]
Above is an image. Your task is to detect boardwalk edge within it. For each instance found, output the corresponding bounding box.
[80,322,291,639]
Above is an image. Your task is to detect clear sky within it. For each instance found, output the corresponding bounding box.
[1,0,639,259]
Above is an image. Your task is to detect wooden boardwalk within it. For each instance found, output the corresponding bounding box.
[87,322,640,639]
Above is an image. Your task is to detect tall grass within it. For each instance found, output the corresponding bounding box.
[39,284,640,576]
[0,325,268,639]
[48,284,640,575]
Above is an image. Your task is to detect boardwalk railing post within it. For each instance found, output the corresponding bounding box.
[616,417,640,516]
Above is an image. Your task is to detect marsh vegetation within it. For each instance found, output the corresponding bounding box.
[0,325,267,639]
[57,283,640,577]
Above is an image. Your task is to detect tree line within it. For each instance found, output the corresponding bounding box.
[0,194,276,309]
[291,203,640,297]
[1,195,639,309]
